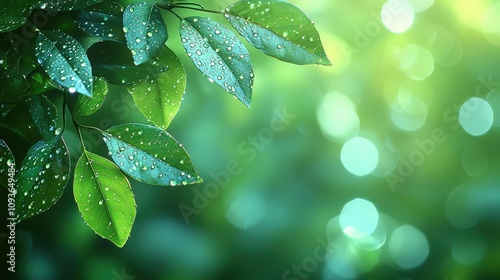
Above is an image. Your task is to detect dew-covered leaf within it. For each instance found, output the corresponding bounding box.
[123,2,168,65]
[180,17,253,107]
[224,0,331,65]
[36,30,93,96]
[1,50,21,77]
[0,75,29,104]
[0,0,34,32]
[0,95,60,145]
[38,0,103,12]
[128,46,185,130]
[15,137,70,222]
[75,1,126,43]
[73,77,108,117]
[87,41,166,86]
[0,139,15,189]
[0,100,39,144]
[103,123,202,186]
[73,150,136,247]
[28,71,63,96]
[29,95,62,142]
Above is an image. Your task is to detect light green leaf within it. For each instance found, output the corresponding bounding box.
[16,137,70,222]
[36,30,93,96]
[75,1,126,43]
[0,139,15,189]
[102,123,202,186]
[128,46,185,130]
[73,150,136,247]
[224,0,331,65]
[87,41,166,85]
[73,77,108,117]
[123,2,168,65]
[180,17,253,107]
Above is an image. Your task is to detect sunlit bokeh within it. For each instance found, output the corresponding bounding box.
[341,137,379,176]
[9,0,500,279]
[459,97,494,136]
[389,225,429,269]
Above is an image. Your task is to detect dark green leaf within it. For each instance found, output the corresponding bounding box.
[36,30,93,96]
[1,50,20,77]
[73,150,136,247]
[0,139,15,188]
[0,96,53,144]
[102,123,202,186]
[87,41,166,85]
[28,71,63,96]
[224,0,331,65]
[0,0,34,32]
[73,77,108,117]
[128,46,185,130]
[123,2,168,65]
[75,1,126,43]
[16,137,70,222]
[38,0,104,12]
[0,75,29,103]
[29,95,62,142]
[180,17,253,107]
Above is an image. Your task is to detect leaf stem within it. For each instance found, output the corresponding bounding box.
[172,2,205,10]
[172,5,222,15]
[158,3,222,15]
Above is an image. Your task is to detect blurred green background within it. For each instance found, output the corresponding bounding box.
[8,0,500,279]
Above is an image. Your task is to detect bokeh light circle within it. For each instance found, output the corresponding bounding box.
[317,92,360,141]
[397,44,435,80]
[341,137,379,176]
[407,0,434,12]
[461,141,489,177]
[381,0,415,33]
[389,225,429,269]
[339,198,379,239]
[390,94,428,131]
[445,185,483,229]
[482,2,500,46]
[459,97,494,136]
[452,232,488,265]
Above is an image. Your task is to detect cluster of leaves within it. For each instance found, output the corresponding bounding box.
[0,0,330,247]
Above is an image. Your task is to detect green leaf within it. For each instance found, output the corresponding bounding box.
[75,1,126,43]
[16,137,70,222]
[29,95,62,142]
[0,75,29,103]
[0,96,57,144]
[123,2,168,65]
[38,0,104,12]
[87,41,166,85]
[73,150,136,247]
[0,0,34,32]
[128,46,185,130]
[73,77,108,117]
[102,123,202,186]
[1,50,20,77]
[0,139,15,189]
[36,30,94,96]
[180,17,253,107]
[28,71,63,96]
[224,0,331,65]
